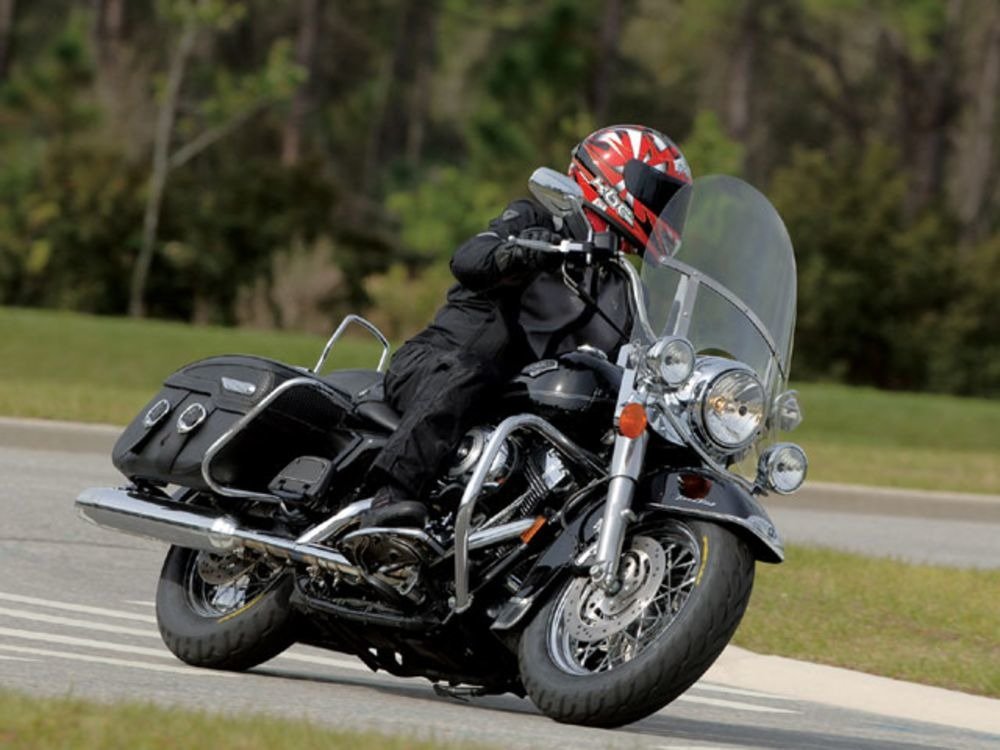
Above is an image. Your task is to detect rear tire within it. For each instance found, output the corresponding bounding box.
[156,545,298,671]
[518,519,754,727]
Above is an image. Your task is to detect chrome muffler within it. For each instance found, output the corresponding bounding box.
[75,487,359,576]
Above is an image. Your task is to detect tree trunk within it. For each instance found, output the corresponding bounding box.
[893,0,963,219]
[725,0,760,176]
[365,0,438,187]
[128,17,199,318]
[281,0,320,167]
[591,0,622,126]
[404,0,438,166]
[92,0,125,67]
[952,3,1000,244]
[0,0,16,80]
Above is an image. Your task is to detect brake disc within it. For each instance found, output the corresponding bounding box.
[561,535,666,642]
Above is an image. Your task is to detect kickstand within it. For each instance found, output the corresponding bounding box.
[432,683,490,702]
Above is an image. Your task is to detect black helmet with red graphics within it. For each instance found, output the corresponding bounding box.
[568,124,692,252]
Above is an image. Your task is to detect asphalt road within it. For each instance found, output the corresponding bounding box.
[2,420,999,749]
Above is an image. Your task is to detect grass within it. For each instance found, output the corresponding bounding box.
[0,690,492,750]
[735,545,1000,698]
[0,306,381,426]
[791,383,1000,494]
[1,306,998,493]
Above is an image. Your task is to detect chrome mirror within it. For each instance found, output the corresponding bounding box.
[529,167,592,239]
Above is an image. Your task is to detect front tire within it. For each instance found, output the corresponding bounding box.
[518,519,754,727]
[156,545,298,671]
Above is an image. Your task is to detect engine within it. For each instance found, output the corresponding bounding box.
[442,426,573,530]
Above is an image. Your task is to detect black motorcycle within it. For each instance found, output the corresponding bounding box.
[77,170,807,727]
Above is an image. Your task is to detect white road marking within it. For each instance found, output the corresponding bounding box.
[0,627,172,659]
[0,592,156,623]
[692,683,796,701]
[0,595,798,717]
[0,654,38,662]
[0,607,160,638]
[0,644,229,676]
[675,695,797,714]
[123,600,156,607]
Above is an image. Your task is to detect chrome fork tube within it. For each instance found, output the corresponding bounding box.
[592,431,648,592]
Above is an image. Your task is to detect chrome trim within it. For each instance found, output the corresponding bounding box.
[201,377,346,500]
[665,273,700,340]
[452,414,601,613]
[143,398,171,428]
[592,432,647,592]
[176,403,207,434]
[314,314,391,374]
[468,518,537,551]
[612,256,656,343]
[490,595,534,631]
[75,487,361,576]
[221,377,257,396]
[294,498,372,545]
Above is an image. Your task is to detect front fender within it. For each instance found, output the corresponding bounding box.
[640,468,784,563]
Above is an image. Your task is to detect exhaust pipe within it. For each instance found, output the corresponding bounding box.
[76,487,358,576]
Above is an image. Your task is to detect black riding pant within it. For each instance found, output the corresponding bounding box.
[369,340,516,498]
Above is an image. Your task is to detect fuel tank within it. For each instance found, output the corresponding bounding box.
[502,349,622,443]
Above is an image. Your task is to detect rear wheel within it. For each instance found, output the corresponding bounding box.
[518,519,754,727]
[156,545,298,671]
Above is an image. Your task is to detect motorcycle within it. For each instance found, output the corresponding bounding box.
[76,169,807,728]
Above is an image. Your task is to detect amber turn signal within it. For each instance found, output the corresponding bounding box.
[618,402,648,438]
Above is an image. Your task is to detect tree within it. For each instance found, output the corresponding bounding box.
[0,0,15,80]
[128,0,303,317]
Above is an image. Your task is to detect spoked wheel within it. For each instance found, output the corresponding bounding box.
[156,545,298,671]
[519,519,755,727]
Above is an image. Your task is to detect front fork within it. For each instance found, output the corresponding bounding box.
[591,430,648,593]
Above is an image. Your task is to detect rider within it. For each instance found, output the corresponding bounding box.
[364,125,692,528]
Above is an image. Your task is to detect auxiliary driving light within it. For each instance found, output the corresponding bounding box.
[645,336,695,386]
[757,442,808,494]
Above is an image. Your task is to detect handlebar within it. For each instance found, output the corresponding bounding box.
[508,234,659,344]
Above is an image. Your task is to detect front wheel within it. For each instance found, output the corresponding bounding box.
[156,545,298,671]
[518,519,754,727]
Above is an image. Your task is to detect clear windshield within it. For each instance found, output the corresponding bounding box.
[637,175,797,397]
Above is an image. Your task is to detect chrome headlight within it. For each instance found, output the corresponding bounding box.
[645,336,695,387]
[757,443,808,494]
[699,368,765,449]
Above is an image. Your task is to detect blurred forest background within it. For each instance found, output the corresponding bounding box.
[0,0,997,396]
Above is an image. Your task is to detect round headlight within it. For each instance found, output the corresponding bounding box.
[701,369,765,449]
[758,443,808,494]
[646,337,695,386]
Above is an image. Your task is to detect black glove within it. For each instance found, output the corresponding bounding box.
[493,227,564,277]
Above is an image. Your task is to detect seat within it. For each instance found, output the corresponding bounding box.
[321,369,401,433]
[321,369,384,400]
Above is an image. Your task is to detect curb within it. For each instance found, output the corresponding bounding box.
[708,646,1000,737]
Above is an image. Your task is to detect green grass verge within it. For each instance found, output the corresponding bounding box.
[0,690,491,750]
[735,545,1000,697]
[1,306,998,492]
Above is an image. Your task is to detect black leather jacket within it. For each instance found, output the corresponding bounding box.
[411,198,630,364]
